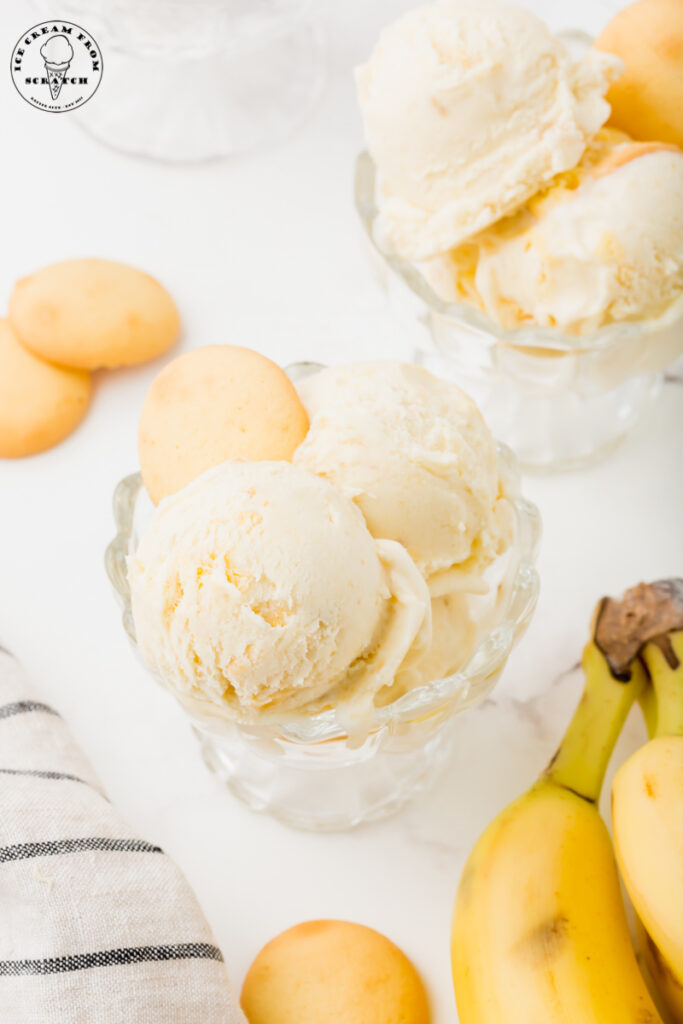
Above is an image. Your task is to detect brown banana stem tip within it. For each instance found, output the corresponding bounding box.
[593,579,683,679]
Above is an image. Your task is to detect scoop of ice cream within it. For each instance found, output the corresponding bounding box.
[293,362,513,588]
[356,0,621,260]
[391,592,477,700]
[128,460,431,721]
[419,593,477,679]
[596,0,683,149]
[452,135,683,333]
[40,35,74,67]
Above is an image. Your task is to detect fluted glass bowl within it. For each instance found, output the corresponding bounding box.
[34,0,326,162]
[105,364,541,830]
[354,151,683,471]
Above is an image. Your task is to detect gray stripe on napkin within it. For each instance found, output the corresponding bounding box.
[0,837,163,864]
[0,700,59,720]
[0,767,91,785]
[0,942,224,976]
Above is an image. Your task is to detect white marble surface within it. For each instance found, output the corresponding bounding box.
[1,1,682,1020]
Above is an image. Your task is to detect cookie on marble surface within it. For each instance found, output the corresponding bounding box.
[138,345,310,504]
[0,319,91,458]
[9,258,180,370]
[241,919,430,1024]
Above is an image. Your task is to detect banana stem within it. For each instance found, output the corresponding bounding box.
[545,642,647,803]
[642,631,683,738]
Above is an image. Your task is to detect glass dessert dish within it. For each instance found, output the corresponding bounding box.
[354,151,683,472]
[33,0,326,161]
[106,363,540,831]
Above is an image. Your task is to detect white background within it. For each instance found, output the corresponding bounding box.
[1,1,682,1020]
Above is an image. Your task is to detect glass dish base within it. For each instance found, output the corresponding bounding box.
[195,713,463,832]
[414,337,663,472]
[43,1,326,162]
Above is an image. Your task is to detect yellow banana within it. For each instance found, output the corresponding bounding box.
[452,637,664,1024]
[612,630,683,1024]
[635,916,683,1024]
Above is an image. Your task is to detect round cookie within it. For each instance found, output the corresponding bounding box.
[138,345,310,504]
[0,319,91,458]
[9,258,180,370]
[596,0,683,148]
[241,920,430,1024]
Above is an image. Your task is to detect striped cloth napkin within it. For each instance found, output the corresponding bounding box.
[0,646,246,1023]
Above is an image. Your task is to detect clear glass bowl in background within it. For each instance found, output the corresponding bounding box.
[105,363,541,831]
[354,151,683,472]
[34,0,326,161]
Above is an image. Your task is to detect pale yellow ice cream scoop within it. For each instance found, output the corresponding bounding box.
[456,137,683,334]
[294,362,513,590]
[357,0,621,260]
[128,460,431,722]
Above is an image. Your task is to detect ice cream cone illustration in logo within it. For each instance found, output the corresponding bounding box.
[40,35,74,101]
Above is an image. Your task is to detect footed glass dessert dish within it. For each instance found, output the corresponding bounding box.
[34,0,326,161]
[106,362,540,831]
[354,152,683,472]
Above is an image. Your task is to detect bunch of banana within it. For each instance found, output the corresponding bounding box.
[612,618,683,1024]
[451,579,683,1024]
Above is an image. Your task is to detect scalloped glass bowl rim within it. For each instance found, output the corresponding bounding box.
[354,150,683,354]
[106,447,540,745]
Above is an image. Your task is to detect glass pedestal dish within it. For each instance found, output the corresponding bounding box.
[34,0,326,161]
[195,706,478,832]
[106,362,540,831]
[354,151,683,472]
